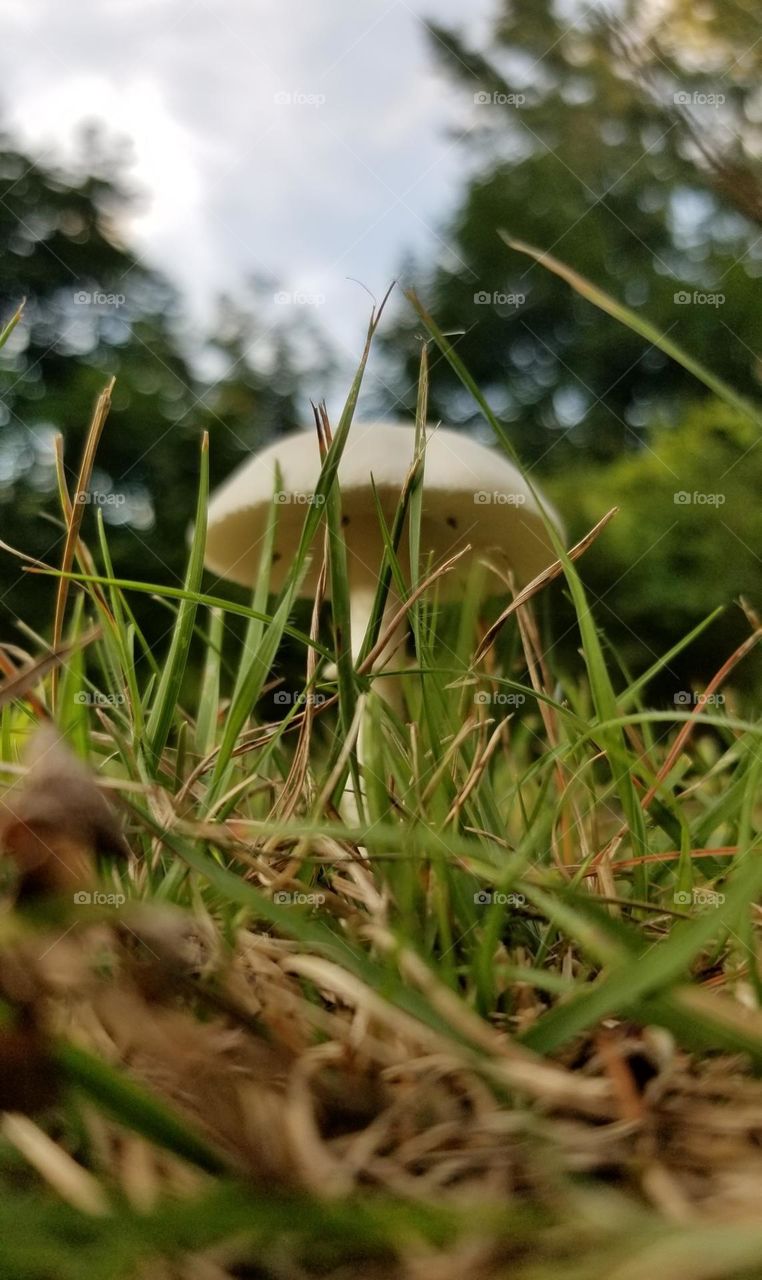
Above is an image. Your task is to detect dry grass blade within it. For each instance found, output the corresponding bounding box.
[513,588,591,869]
[421,717,483,807]
[593,621,762,867]
[276,552,329,821]
[0,651,48,721]
[444,719,506,826]
[51,378,115,706]
[51,434,114,620]
[608,22,762,230]
[0,627,100,712]
[314,693,366,814]
[640,624,762,810]
[54,433,72,523]
[357,544,472,676]
[0,539,58,571]
[1,1114,110,1215]
[284,950,611,1114]
[474,508,618,664]
[0,298,25,348]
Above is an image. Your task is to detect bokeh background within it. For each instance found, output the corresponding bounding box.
[1,0,761,691]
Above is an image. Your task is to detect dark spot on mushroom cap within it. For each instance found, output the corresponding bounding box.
[341,515,350,527]
[446,516,458,530]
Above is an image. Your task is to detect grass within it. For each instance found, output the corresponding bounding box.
[1,280,762,1279]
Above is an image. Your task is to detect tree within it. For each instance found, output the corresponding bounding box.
[550,400,762,692]
[380,0,761,469]
[0,126,327,643]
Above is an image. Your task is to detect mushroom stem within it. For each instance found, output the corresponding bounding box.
[343,581,407,817]
[349,583,406,699]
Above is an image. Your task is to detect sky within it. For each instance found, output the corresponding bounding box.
[3,0,492,386]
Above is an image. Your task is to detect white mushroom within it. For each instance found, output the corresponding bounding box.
[204,422,562,802]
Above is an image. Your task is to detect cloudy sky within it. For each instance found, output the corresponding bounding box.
[4,0,491,386]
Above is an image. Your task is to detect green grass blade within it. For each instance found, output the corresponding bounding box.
[522,850,762,1054]
[405,291,649,861]
[229,469,280,708]
[53,1040,228,1174]
[500,233,762,428]
[144,433,209,772]
[195,608,224,757]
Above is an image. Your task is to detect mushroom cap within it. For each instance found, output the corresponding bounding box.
[204,421,562,596]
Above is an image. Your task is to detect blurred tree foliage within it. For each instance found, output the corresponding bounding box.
[3,2,761,689]
[0,124,330,642]
[381,0,762,468]
[550,400,762,692]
